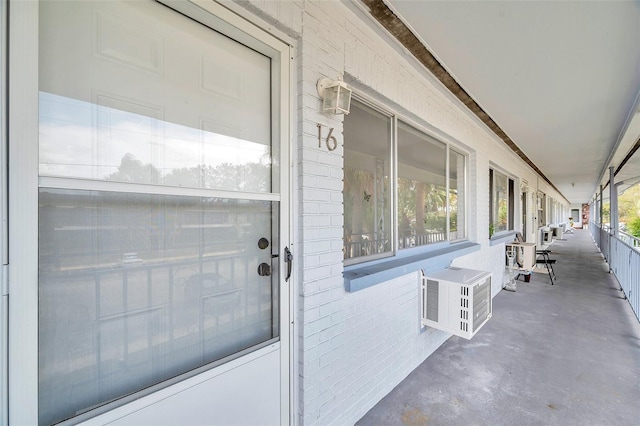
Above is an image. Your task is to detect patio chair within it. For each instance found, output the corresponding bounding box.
[536,249,556,284]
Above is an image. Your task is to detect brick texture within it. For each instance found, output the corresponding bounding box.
[228,1,569,424]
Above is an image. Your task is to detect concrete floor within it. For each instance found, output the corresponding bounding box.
[357,229,640,426]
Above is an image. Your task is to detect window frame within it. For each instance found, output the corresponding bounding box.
[342,97,395,265]
[489,166,516,235]
[537,191,547,227]
[343,94,469,266]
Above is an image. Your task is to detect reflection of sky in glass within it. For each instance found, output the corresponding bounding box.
[39,92,271,192]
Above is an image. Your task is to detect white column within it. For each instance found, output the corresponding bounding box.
[610,167,618,237]
[599,185,603,227]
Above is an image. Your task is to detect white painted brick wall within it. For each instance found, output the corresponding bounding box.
[451,244,508,297]
[227,1,570,424]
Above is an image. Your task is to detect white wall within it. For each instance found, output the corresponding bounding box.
[230,1,569,424]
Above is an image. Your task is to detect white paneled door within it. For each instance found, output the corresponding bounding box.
[9,0,291,424]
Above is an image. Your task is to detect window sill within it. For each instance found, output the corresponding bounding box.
[489,231,517,246]
[343,241,480,292]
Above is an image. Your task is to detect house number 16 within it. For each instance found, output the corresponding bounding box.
[317,123,337,151]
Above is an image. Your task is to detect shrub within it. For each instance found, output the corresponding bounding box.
[628,217,640,238]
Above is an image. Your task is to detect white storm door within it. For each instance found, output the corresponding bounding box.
[9,0,291,424]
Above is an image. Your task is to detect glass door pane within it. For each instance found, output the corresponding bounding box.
[38,0,273,192]
[37,0,281,423]
[38,190,280,424]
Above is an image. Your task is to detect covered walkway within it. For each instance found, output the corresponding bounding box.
[358,229,640,425]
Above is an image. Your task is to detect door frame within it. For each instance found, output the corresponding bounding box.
[1,0,9,423]
[7,0,293,424]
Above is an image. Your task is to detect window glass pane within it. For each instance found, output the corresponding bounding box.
[38,189,279,425]
[397,122,446,248]
[449,149,465,239]
[38,0,272,193]
[343,101,392,261]
[492,170,509,232]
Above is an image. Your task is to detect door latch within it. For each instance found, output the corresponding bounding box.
[284,247,292,282]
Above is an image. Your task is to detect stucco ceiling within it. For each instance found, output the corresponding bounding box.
[384,0,640,205]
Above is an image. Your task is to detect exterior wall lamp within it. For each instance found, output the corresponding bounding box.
[317,77,352,115]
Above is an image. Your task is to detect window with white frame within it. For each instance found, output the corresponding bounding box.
[537,191,547,227]
[489,168,515,234]
[343,98,467,263]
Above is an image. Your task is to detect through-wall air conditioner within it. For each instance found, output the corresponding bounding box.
[421,267,492,340]
[506,242,537,271]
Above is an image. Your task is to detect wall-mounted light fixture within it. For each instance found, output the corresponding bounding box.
[317,77,352,115]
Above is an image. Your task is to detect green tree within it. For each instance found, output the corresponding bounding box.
[628,217,640,238]
[602,202,610,224]
[618,184,640,229]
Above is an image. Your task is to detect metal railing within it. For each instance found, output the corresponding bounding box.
[398,230,447,249]
[618,230,640,249]
[343,233,389,259]
[590,221,640,323]
[344,230,459,260]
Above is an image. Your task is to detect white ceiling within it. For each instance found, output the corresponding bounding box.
[386,0,640,205]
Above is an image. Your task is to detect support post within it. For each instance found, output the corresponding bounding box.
[599,185,603,227]
[610,167,618,237]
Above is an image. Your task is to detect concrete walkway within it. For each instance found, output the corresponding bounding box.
[357,229,640,426]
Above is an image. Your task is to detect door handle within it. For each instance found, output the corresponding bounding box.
[284,247,292,282]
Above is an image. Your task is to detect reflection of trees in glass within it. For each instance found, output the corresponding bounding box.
[449,190,458,232]
[344,168,374,245]
[498,196,508,230]
[397,178,446,239]
[424,183,447,232]
[107,153,269,192]
[397,178,416,237]
[343,163,391,259]
[107,153,162,184]
[165,163,268,192]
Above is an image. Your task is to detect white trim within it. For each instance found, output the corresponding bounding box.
[78,343,281,425]
[160,0,292,52]
[0,0,9,422]
[0,0,7,264]
[287,42,299,426]
[39,177,282,202]
[8,0,39,424]
[210,0,296,47]
[488,161,516,180]
[274,37,292,426]
[446,145,451,239]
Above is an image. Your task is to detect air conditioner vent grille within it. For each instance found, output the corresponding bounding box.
[426,279,439,322]
[472,278,491,332]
